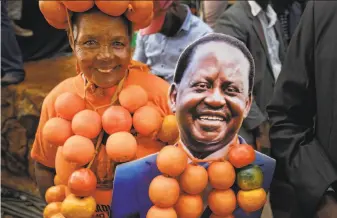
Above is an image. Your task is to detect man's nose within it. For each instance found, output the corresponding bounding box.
[204,88,226,108]
[97,45,114,61]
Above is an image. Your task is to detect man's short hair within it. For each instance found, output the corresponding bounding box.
[173,33,255,95]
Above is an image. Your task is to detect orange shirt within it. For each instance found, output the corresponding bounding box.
[31,61,172,218]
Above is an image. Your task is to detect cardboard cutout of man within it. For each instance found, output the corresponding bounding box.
[111,33,275,218]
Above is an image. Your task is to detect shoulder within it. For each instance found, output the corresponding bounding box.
[128,61,170,95]
[42,76,79,108]
[189,15,213,35]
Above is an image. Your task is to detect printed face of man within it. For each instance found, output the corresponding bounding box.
[170,41,252,155]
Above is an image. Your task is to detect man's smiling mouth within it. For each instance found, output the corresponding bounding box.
[199,115,224,121]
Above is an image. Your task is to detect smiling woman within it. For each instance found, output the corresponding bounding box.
[31,1,174,218]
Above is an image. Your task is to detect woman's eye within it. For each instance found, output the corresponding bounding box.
[112,41,125,48]
[84,40,97,47]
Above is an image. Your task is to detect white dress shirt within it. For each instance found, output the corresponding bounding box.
[248,1,282,81]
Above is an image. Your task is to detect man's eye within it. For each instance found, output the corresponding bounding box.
[226,86,239,94]
[194,83,210,92]
[84,40,97,46]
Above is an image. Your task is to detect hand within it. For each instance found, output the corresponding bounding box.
[316,192,337,218]
[255,122,271,153]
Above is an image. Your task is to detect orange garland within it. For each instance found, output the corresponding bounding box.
[147,141,267,218]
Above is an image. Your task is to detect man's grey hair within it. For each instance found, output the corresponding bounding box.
[173,33,255,95]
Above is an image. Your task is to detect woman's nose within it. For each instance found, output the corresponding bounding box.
[97,45,114,61]
[204,88,226,108]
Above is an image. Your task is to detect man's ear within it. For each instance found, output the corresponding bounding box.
[243,95,253,118]
[169,83,178,113]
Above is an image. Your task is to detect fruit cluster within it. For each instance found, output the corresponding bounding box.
[39,0,154,31]
[42,85,179,218]
[147,143,267,218]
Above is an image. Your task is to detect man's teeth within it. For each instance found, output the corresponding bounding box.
[98,69,112,73]
[199,116,224,121]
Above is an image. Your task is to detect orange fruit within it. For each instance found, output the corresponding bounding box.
[71,109,102,139]
[210,214,234,218]
[45,185,67,203]
[106,132,137,162]
[146,206,177,218]
[62,0,94,12]
[43,202,62,218]
[156,145,188,177]
[54,175,63,186]
[179,164,208,195]
[237,188,267,213]
[50,213,66,218]
[119,85,148,113]
[208,161,236,190]
[157,115,180,143]
[228,144,255,168]
[133,105,163,136]
[208,189,236,216]
[149,175,180,208]
[95,0,130,17]
[43,117,73,146]
[174,194,203,218]
[102,106,132,134]
[236,165,264,190]
[63,135,95,166]
[54,92,86,121]
[68,168,97,197]
[39,1,67,23]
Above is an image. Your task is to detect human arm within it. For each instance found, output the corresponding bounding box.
[266,1,337,216]
[132,33,148,64]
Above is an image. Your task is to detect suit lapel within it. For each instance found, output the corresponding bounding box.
[274,21,287,63]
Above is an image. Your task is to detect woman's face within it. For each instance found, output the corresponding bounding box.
[71,11,131,88]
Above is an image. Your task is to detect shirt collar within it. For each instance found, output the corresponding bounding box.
[179,135,243,163]
[248,1,277,28]
[179,4,192,32]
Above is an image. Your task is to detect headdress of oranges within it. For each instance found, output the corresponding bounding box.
[39,0,155,32]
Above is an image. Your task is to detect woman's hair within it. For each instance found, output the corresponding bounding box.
[69,6,133,42]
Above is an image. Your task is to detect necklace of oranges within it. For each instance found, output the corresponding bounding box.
[42,78,179,218]
[147,142,267,218]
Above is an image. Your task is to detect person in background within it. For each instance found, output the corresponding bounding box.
[267,1,337,218]
[1,0,26,86]
[272,0,307,43]
[133,0,212,84]
[202,1,228,29]
[214,0,287,153]
[7,0,33,37]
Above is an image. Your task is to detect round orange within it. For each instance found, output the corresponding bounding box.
[149,175,180,208]
[156,145,188,177]
[237,188,267,213]
[174,194,203,218]
[208,161,236,190]
[146,206,177,218]
[179,164,208,195]
[45,185,66,203]
[208,189,236,216]
[228,144,255,168]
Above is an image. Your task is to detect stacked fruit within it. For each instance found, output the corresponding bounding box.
[38,0,155,31]
[147,143,267,218]
[42,85,179,218]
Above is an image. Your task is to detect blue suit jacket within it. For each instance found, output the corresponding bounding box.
[111,137,275,218]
